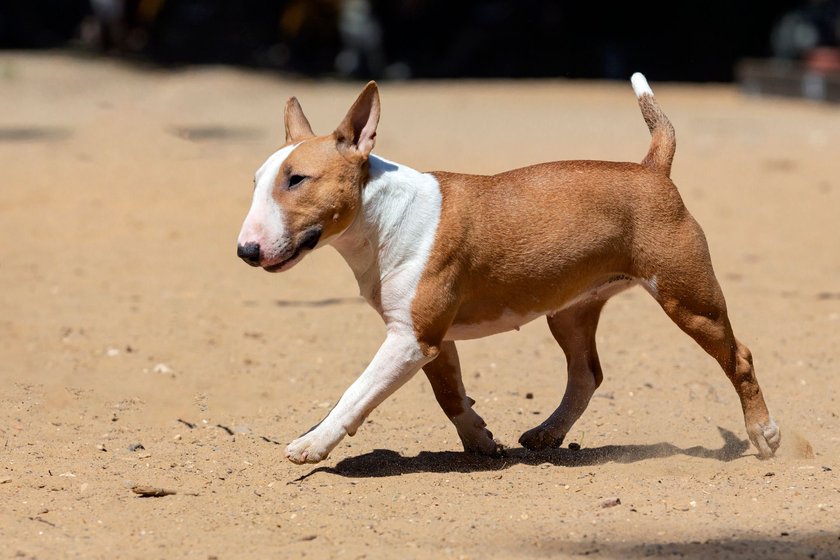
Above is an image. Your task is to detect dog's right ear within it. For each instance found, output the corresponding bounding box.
[334,81,380,159]
[284,97,315,144]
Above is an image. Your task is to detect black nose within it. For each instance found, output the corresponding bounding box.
[237,242,261,266]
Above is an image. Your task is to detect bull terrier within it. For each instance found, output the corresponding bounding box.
[237,73,780,464]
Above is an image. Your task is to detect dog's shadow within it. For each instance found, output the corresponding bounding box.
[293,427,750,480]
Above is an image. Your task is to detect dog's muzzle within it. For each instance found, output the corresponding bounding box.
[238,226,323,271]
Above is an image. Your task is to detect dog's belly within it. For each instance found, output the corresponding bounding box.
[445,309,545,340]
[443,274,644,341]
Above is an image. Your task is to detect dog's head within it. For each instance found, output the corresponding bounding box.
[237,82,380,272]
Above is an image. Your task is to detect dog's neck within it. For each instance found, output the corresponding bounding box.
[330,154,442,314]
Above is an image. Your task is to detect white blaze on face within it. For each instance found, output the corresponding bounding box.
[237,143,300,262]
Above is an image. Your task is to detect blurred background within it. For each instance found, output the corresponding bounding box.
[2,0,840,90]
[2,4,840,557]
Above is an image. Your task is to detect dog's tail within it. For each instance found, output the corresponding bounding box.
[631,72,675,177]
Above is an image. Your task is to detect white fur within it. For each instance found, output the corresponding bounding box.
[331,155,442,329]
[286,154,443,463]
[286,331,429,463]
[237,142,300,263]
[631,72,653,98]
[447,308,544,340]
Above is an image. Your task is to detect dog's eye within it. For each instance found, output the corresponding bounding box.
[288,174,306,189]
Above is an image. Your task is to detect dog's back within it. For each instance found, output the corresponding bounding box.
[422,74,685,326]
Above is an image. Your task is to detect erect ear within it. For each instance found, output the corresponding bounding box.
[284,97,315,144]
[334,81,380,158]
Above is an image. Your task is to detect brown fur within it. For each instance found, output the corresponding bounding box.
[267,84,382,254]
[411,161,686,343]
[247,79,778,461]
[638,93,676,176]
[271,137,366,244]
[404,92,775,456]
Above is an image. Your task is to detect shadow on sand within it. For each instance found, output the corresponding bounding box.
[274,297,365,308]
[543,533,840,560]
[293,427,750,481]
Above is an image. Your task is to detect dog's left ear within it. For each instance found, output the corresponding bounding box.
[285,97,315,144]
[334,81,380,158]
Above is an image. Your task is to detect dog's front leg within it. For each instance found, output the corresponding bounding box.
[285,331,433,464]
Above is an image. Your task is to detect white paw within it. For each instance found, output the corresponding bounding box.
[285,428,341,464]
[748,418,781,459]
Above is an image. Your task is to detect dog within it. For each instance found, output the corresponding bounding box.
[237,73,780,464]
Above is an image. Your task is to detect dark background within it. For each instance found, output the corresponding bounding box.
[1,0,838,81]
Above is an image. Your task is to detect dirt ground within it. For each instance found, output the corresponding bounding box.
[1,52,838,559]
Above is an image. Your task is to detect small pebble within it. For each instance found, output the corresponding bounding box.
[821,466,832,472]
[132,485,176,497]
[525,392,534,399]
[96,443,107,452]
[600,497,621,508]
[153,363,173,374]
[128,443,145,452]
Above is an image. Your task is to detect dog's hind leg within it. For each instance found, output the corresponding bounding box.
[519,300,606,451]
[423,341,499,455]
[650,268,780,458]
[639,215,780,458]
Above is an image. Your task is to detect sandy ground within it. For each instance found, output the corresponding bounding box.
[1,52,839,559]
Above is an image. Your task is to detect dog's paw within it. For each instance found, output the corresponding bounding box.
[748,418,781,459]
[518,425,565,451]
[460,426,500,456]
[285,431,338,464]
[453,411,499,456]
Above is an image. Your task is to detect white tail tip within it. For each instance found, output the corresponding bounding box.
[631,72,653,97]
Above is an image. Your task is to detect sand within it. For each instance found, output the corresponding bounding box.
[1,52,838,559]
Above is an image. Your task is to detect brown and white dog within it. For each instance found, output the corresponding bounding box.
[237,74,780,464]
